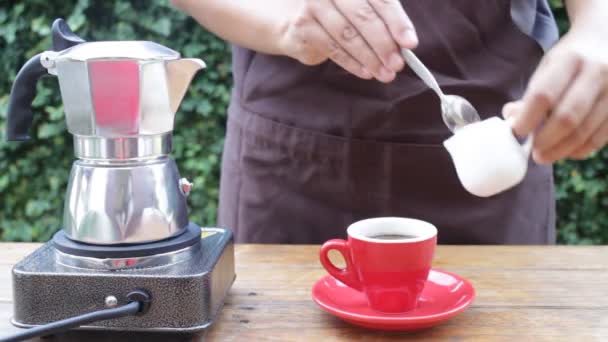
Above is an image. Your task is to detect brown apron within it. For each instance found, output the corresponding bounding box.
[218,0,557,245]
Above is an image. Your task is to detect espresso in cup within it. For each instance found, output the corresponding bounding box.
[369,234,419,240]
[320,217,437,313]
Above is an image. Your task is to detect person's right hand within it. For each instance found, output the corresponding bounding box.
[278,0,418,83]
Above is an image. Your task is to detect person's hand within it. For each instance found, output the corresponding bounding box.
[278,0,418,83]
[503,21,608,164]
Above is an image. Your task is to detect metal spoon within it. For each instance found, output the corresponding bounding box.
[401,49,481,132]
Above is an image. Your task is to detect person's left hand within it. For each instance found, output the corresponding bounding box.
[502,21,608,164]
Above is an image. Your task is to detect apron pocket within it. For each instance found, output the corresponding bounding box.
[225,103,555,244]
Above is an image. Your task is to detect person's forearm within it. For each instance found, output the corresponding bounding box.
[170,0,295,55]
[565,0,608,31]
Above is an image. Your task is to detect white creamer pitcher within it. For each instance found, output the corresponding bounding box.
[443,117,533,197]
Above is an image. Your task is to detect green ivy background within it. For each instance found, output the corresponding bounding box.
[0,0,605,244]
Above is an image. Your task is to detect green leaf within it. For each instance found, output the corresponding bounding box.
[31,17,51,36]
[38,122,65,138]
[67,13,85,31]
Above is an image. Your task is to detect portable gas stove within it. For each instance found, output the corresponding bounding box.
[2,18,235,340]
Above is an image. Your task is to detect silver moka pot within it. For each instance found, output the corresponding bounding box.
[7,19,205,245]
[5,19,235,335]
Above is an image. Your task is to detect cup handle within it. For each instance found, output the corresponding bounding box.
[319,239,363,291]
[522,133,534,157]
[506,116,534,158]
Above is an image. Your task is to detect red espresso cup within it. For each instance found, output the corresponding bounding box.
[320,217,437,313]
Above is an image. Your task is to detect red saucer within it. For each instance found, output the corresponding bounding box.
[312,269,475,331]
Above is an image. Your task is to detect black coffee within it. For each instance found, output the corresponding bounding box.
[370,234,418,240]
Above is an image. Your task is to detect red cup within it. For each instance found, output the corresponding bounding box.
[320,217,437,313]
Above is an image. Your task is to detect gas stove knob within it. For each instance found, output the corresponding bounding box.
[179,178,193,197]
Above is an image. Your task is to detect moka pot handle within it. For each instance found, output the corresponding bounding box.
[5,54,48,141]
[5,18,85,141]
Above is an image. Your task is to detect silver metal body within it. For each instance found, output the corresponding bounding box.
[63,157,189,245]
[401,48,481,132]
[74,134,172,161]
[38,40,205,244]
[41,42,205,143]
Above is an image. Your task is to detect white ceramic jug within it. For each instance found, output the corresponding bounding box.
[443,117,533,197]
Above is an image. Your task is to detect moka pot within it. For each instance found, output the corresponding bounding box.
[6,19,206,244]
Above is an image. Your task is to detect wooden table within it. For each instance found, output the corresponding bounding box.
[1,244,607,341]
